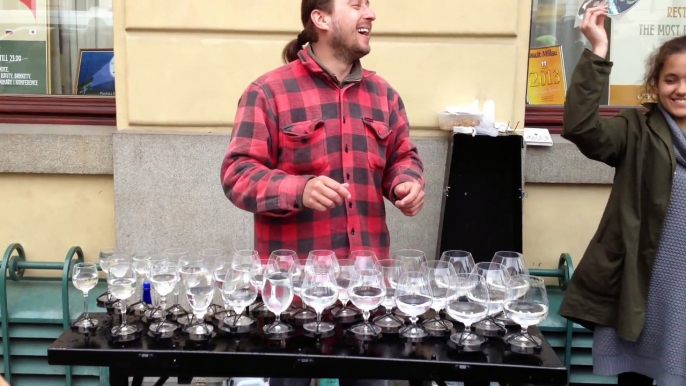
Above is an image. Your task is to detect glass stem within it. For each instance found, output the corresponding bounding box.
[120,299,127,326]
[160,296,167,314]
[316,312,322,323]
[275,313,281,323]
[410,316,418,325]
[521,325,528,335]
[363,310,370,322]
[83,292,89,319]
[138,277,144,303]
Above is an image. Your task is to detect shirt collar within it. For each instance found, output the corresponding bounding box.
[297,44,372,85]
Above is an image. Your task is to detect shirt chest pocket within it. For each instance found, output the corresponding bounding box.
[278,120,329,175]
[363,118,392,170]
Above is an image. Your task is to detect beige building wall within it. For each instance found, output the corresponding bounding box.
[113,0,532,132]
[0,174,115,270]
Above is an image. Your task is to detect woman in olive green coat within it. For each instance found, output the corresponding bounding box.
[559,2,686,385]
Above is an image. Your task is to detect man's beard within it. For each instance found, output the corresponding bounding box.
[330,21,369,64]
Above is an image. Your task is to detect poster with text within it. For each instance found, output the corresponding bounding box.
[527,46,567,105]
[75,49,115,96]
[608,0,685,105]
[0,0,49,94]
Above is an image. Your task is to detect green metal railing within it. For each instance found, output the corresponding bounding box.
[530,253,575,385]
[1,243,89,385]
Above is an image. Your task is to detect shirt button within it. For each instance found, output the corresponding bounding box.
[346,173,350,180]
[348,202,353,208]
[351,228,356,236]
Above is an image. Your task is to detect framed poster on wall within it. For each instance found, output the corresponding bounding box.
[0,0,49,94]
[74,48,115,96]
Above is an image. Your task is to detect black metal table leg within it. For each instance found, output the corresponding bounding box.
[109,367,129,386]
[131,376,144,386]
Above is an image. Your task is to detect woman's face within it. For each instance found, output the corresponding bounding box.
[657,52,686,125]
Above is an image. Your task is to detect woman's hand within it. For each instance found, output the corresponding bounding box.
[581,1,609,58]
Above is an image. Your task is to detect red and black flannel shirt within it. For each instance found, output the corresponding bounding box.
[221,45,424,261]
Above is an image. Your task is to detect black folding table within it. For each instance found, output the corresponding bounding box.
[48,313,567,386]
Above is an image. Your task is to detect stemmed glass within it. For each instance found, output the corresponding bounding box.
[392,249,426,317]
[307,250,340,274]
[71,262,100,331]
[301,266,339,335]
[262,260,295,336]
[212,253,232,319]
[107,258,139,337]
[392,249,427,272]
[396,271,433,340]
[348,269,386,339]
[144,253,169,320]
[149,261,180,336]
[331,259,359,320]
[97,247,116,305]
[471,262,510,336]
[440,250,475,274]
[178,255,206,324]
[373,259,405,331]
[288,258,317,322]
[200,248,225,314]
[349,250,379,271]
[420,261,458,333]
[446,273,490,349]
[183,261,216,337]
[221,264,258,329]
[492,251,528,277]
[503,275,548,351]
[129,251,152,314]
[164,247,189,316]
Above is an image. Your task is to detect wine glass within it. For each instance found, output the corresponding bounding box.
[471,262,510,336]
[262,262,295,336]
[72,262,99,330]
[503,275,548,351]
[163,247,189,316]
[200,248,225,313]
[492,251,529,277]
[221,264,258,328]
[179,255,206,324]
[267,249,297,274]
[107,259,139,337]
[301,267,339,335]
[149,261,180,335]
[348,269,386,338]
[183,264,216,336]
[440,250,475,274]
[288,258,317,322]
[373,259,404,330]
[233,250,268,316]
[331,258,359,320]
[97,247,116,304]
[392,249,427,272]
[307,250,340,275]
[446,273,490,349]
[420,260,458,333]
[144,253,168,320]
[130,251,152,314]
[349,250,379,271]
[396,271,433,340]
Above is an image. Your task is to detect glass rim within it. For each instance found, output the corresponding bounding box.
[441,250,473,258]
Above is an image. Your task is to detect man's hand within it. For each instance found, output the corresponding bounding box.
[303,176,351,211]
[394,181,424,216]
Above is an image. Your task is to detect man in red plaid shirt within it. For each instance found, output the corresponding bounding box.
[221,0,425,263]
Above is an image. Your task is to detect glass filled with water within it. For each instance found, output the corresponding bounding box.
[262,263,295,335]
[301,267,339,334]
[395,271,433,340]
[107,258,138,335]
[72,262,99,328]
[222,263,258,327]
[503,274,548,350]
[446,273,490,348]
[348,269,386,337]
